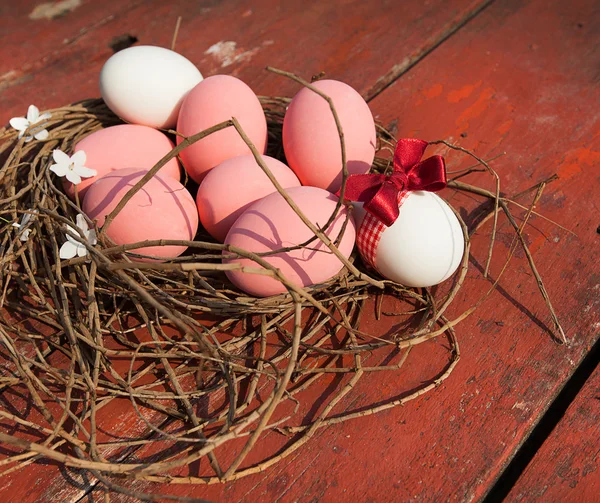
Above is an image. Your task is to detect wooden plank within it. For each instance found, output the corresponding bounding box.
[0,0,491,122]
[0,1,494,502]
[74,0,600,500]
[505,354,600,502]
[3,0,598,501]
[0,1,141,87]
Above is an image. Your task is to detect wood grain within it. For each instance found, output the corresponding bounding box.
[0,0,491,121]
[91,0,600,500]
[0,1,142,89]
[0,1,495,502]
[1,0,599,501]
[49,0,600,501]
[506,361,600,502]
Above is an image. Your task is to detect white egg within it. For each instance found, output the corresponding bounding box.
[100,45,203,129]
[353,191,464,287]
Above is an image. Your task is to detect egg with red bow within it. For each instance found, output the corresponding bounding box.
[352,192,464,287]
[342,138,464,287]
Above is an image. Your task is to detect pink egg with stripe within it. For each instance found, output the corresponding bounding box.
[83,168,197,261]
[177,75,268,183]
[65,124,180,200]
[224,186,356,297]
[283,79,376,193]
[197,155,301,242]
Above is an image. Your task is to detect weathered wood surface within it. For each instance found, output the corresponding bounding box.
[124,1,600,500]
[0,0,599,502]
[506,362,600,502]
[0,1,494,501]
[0,0,490,121]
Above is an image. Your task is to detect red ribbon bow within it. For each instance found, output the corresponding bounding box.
[337,138,447,227]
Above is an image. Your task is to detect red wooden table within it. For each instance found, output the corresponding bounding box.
[1,0,599,501]
[506,356,600,502]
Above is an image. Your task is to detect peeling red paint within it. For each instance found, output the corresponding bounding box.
[456,87,495,130]
[447,81,482,103]
[557,146,600,182]
[423,83,444,99]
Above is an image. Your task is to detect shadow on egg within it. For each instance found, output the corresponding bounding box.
[328,159,374,193]
[376,191,464,287]
[85,170,153,226]
[426,192,465,284]
[83,168,198,261]
[227,210,314,285]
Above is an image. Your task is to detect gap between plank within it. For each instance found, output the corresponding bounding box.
[364,0,496,102]
[483,335,600,503]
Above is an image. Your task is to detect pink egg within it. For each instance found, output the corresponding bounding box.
[283,79,376,192]
[224,186,356,297]
[65,124,180,199]
[83,168,198,261]
[197,155,301,242]
[177,75,268,183]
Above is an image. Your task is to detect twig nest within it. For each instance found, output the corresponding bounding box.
[83,167,198,261]
[0,70,562,496]
[224,186,356,296]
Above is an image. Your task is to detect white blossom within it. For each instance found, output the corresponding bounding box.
[59,214,97,259]
[49,150,96,185]
[11,210,37,242]
[9,105,52,142]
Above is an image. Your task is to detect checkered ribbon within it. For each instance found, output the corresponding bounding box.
[356,191,409,269]
[337,138,447,270]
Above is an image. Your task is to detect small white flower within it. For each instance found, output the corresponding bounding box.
[9,105,52,142]
[49,150,97,185]
[12,210,37,242]
[59,214,97,260]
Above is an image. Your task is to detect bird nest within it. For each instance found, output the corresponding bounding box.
[0,70,564,501]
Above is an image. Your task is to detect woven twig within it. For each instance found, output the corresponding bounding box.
[0,70,565,501]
